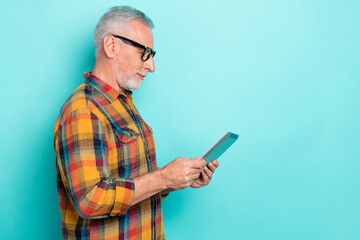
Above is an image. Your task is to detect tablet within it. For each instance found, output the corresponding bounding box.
[203,132,239,163]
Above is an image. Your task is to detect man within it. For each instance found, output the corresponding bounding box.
[53,6,219,239]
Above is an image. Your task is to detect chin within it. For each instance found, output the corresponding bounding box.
[125,79,142,90]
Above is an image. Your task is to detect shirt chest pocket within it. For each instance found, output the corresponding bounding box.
[113,124,141,167]
[114,125,139,143]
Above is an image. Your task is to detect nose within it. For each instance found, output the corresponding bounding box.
[144,56,155,73]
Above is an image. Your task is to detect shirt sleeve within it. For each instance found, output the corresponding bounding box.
[54,108,135,219]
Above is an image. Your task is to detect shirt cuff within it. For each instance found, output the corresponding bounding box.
[110,178,135,216]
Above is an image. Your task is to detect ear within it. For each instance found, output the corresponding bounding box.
[103,35,118,58]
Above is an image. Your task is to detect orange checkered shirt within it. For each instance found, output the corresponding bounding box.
[53,72,166,239]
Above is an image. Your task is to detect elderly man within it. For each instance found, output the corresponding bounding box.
[53,6,218,239]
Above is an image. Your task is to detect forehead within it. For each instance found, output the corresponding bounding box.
[122,19,154,49]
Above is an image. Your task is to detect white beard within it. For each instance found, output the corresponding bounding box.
[116,71,141,90]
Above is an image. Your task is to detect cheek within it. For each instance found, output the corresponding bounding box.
[129,57,143,71]
[117,59,132,75]
[118,52,144,74]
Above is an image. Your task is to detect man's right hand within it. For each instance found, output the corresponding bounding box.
[160,157,206,190]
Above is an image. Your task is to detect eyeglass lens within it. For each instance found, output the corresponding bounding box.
[142,48,154,61]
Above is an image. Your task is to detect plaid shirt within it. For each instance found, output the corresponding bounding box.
[53,72,165,239]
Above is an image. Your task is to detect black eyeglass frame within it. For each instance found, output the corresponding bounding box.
[112,35,156,61]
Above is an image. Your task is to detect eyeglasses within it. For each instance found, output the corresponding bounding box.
[112,35,156,61]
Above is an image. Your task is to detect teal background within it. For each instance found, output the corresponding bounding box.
[0,0,359,239]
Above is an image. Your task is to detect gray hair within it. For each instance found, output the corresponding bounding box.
[94,6,154,57]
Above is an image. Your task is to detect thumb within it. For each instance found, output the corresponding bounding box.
[194,157,206,168]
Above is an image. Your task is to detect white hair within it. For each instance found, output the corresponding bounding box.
[94,6,154,57]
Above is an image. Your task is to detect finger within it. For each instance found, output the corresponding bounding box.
[189,168,202,177]
[200,158,207,168]
[183,158,201,170]
[212,159,219,168]
[191,172,201,181]
[207,161,217,172]
[203,166,213,179]
[200,169,210,183]
[192,157,206,169]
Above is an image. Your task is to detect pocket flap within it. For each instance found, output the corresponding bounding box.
[114,125,139,143]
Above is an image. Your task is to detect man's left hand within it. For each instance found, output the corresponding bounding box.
[190,159,219,188]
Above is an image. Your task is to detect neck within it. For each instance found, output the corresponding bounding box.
[92,57,124,93]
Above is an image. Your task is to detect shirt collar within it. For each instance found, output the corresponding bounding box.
[83,71,133,102]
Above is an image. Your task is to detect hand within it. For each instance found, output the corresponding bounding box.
[161,157,206,190]
[190,159,219,188]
